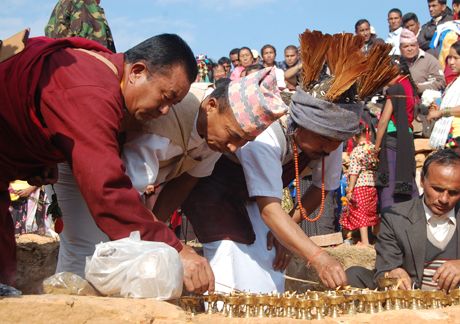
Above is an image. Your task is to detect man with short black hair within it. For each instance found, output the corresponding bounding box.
[419,0,453,52]
[386,8,403,55]
[217,56,231,75]
[279,45,299,71]
[52,68,288,283]
[229,48,240,69]
[402,12,421,38]
[347,149,460,292]
[282,45,301,90]
[0,32,209,291]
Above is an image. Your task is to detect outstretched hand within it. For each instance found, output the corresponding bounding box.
[179,244,215,294]
[310,250,347,288]
[433,260,460,292]
[387,268,412,290]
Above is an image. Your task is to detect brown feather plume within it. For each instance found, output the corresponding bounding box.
[357,43,400,99]
[325,33,367,101]
[299,30,331,89]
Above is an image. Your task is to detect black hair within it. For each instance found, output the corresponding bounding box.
[229,48,240,56]
[427,0,446,4]
[284,45,298,52]
[124,34,197,82]
[451,39,460,55]
[355,19,370,32]
[402,12,419,24]
[261,44,277,56]
[454,0,460,5]
[210,78,231,113]
[396,57,419,97]
[218,56,231,65]
[422,149,460,178]
[388,8,402,17]
[238,47,254,60]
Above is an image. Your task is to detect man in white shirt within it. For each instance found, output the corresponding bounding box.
[183,88,365,292]
[347,149,460,292]
[386,8,404,55]
[53,68,288,283]
[402,12,421,38]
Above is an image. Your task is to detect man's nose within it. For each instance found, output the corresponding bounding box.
[439,191,450,204]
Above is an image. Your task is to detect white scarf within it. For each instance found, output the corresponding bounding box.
[429,77,460,148]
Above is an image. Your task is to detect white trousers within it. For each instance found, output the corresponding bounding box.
[202,201,285,294]
[49,163,109,278]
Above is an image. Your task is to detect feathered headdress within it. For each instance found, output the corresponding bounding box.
[287,30,399,141]
[298,30,399,103]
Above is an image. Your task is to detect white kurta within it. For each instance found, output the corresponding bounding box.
[123,114,221,193]
[54,113,221,278]
[202,124,342,293]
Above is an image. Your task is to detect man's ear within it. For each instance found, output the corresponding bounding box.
[205,97,219,113]
[128,62,149,84]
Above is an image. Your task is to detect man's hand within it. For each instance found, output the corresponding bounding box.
[387,268,412,290]
[310,251,347,288]
[179,245,215,294]
[433,260,460,292]
[267,231,292,272]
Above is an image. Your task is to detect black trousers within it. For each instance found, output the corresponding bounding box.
[346,266,377,289]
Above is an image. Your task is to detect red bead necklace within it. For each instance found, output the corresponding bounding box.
[292,142,326,222]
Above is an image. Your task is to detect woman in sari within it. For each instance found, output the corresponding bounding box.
[375,59,420,210]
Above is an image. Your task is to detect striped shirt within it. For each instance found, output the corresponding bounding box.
[422,259,448,290]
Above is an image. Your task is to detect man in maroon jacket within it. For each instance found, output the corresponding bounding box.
[0,33,215,294]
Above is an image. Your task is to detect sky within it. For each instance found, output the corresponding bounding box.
[2,0,435,61]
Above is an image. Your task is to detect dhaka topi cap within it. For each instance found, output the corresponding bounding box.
[400,28,418,45]
[289,87,364,141]
[228,67,288,137]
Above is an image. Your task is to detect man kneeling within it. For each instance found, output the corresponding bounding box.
[347,149,460,291]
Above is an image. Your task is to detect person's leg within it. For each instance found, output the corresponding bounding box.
[378,147,397,210]
[0,182,16,285]
[359,227,369,245]
[52,163,109,277]
[346,266,377,289]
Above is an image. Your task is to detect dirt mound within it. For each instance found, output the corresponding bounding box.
[286,244,376,292]
[2,294,460,324]
[16,234,59,294]
[0,295,187,324]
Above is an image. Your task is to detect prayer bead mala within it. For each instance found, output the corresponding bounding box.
[292,142,326,222]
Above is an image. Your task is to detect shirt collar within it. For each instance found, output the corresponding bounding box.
[418,49,426,59]
[423,197,456,225]
[389,26,403,37]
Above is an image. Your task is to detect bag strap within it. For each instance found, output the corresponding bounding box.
[73,48,118,77]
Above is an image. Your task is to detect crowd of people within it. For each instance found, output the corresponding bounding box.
[1,0,460,297]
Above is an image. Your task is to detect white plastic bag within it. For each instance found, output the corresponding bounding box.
[85,231,183,299]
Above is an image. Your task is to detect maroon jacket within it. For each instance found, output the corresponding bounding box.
[0,37,181,284]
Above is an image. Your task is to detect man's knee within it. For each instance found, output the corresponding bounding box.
[346,266,376,289]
